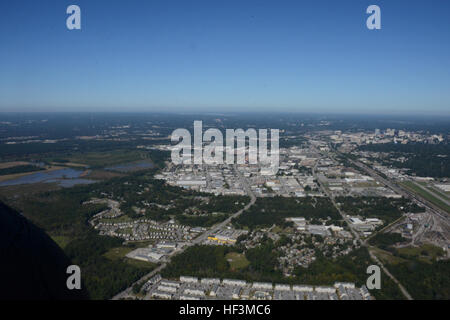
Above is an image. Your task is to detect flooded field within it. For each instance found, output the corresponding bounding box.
[0,168,95,187]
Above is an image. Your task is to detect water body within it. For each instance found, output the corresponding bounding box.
[105,160,154,173]
[0,168,95,187]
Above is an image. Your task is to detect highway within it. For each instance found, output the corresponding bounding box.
[368,250,413,300]
[314,150,413,300]
[411,181,450,207]
[312,156,361,242]
[346,156,449,221]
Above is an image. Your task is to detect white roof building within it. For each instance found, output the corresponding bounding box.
[334,282,355,289]
[180,276,198,283]
[315,286,336,293]
[252,282,273,290]
[274,284,291,291]
[201,278,221,285]
[223,279,246,286]
[293,285,314,292]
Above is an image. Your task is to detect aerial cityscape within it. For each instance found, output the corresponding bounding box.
[0,0,449,306]
[0,113,448,301]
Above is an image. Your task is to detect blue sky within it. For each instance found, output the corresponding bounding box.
[1,0,449,114]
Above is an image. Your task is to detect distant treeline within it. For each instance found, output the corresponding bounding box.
[0,165,44,176]
[0,139,169,161]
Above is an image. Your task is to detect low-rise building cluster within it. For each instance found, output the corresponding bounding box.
[145,275,372,300]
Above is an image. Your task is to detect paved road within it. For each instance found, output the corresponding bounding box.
[190,166,256,245]
[315,150,414,300]
[412,181,450,207]
[112,166,256,300]
[346,156,448,221]
[312,157,361,242]
[368,249,413,300]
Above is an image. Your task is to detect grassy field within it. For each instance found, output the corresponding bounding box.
[103,246,134,260]
[429,186,450,201]
[50,235,72,249]
[416,181,450,201]
[396,244,445,263]
[103,246,157,269]
[370,247,407,265]
[401,181,450,213]
[271,226,283,233]
[225,252,250,270]
[373,243,445,265]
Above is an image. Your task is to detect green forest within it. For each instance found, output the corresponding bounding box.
[358,142,450,178]
[232,196,341,229]
[3,184,156,299]
[0,166,250,298]
[336,196,422,225]
[161,242,405,300]
[0,164,44,176]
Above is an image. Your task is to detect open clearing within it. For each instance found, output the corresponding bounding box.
[396,244,445,263]
[103,247,134,260]
[370,247,407,265]
[225,252,250,270]
[50,235,72,249]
